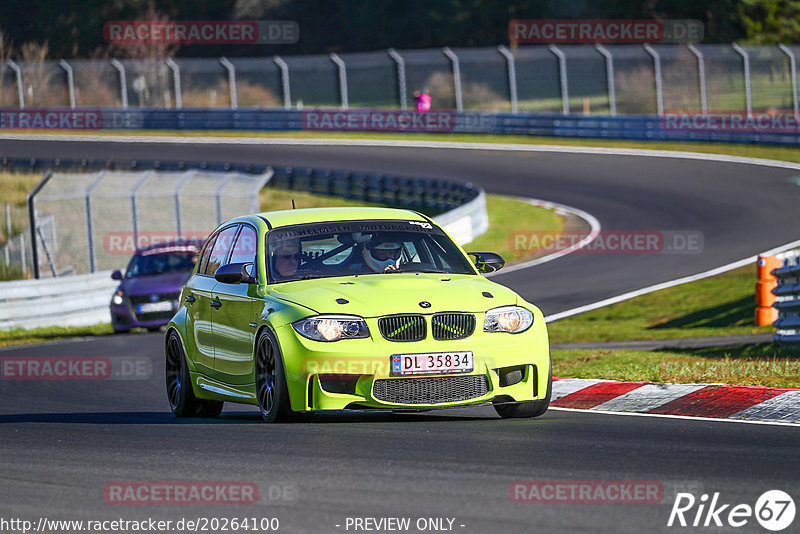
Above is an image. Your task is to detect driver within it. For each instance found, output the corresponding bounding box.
[271,238,302,279]
[363,236,402,272]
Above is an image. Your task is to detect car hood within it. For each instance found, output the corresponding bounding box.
[268,273,520,316]
[120,270,191,295]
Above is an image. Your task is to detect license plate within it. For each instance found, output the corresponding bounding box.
[391,351,473,376]
[137,301,174,313]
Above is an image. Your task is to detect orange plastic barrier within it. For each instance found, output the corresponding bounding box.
[755,255,781,326]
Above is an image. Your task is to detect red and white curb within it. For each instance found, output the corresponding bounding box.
[551,378,800,424]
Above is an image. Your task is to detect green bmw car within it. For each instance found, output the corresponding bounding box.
[165,207,551,422]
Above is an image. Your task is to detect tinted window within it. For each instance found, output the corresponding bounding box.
[229,225,258,265]
[197,233,218,275]
[266,219,475,283]
[125,252,198,278]
[204,225,239,276]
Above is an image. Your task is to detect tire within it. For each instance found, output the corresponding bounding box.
[165,331,224,417]
[254,329,294,423]
[493,361,552,419]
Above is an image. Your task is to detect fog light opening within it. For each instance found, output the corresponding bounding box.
[319,374,360,395]
[498,365,526,387]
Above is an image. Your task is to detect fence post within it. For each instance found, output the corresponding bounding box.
[548,45,569,114]
[387,48,407,110]
[273,56,291,110]
[59,60,76,108]
[27,171,53,279]
[732,44,752,118]
[85,171,106,273]
[687,44,708,115]
[778,44,799,124]
[19,233,26,278]
[4,202,10,266]
[165,58,182,109]
[214,174,236,225]
[442,47,463,111]
[497,45,518,113]
[110,59,128,109]
[174,171,195,238]
[595,44,616,116]
[131,171,151,250]
[643,44,664,116]
[219,57,238,109]
[329,53,349,110]
[7,60,24,108]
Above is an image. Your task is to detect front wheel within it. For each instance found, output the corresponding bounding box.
[165,331,224,417]
[493,362,552,419]
[255,329,293,423]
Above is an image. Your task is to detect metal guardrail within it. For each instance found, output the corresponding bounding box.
[0,158,487,330]
[5,108,798,145]
[772,249,800,345]
[0,270,118,330]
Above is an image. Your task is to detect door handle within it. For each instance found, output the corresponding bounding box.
[210,300,222,308]
[185,295,196,303]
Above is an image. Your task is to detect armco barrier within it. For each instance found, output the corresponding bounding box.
[0,270,118,330]
[0,158,487,330]
[6,108,799,146]
[772,249,800,346]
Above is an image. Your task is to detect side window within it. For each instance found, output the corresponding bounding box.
[197,233,218,275]
[229,225,258,265]
[204,225,239,276]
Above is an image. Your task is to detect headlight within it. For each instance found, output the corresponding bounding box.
[484,306,533,333]
[112,290,125,305]
[292,315,370,342]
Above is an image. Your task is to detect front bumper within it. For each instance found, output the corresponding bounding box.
[275,317,550,412]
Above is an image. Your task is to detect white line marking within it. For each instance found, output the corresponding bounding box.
[549,406,800,427]
[487,197,601,277]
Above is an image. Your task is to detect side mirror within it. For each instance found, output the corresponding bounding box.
[468,252,505,274]
[214,262,256,284]
[111,270,123,280]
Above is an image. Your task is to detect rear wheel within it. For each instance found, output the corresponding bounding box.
[493,361,552,419]
[165,331,224,417]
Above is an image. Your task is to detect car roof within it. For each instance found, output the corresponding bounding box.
[136,240,202,255]
[228,206,431,230]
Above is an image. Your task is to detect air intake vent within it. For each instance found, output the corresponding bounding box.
[373,375,489,404]
[378,314,426,342]
[431,313,476,340]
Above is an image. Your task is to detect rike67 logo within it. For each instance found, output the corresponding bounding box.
[668,490,795,531]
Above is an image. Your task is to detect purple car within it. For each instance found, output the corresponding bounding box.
[110,241,200,333]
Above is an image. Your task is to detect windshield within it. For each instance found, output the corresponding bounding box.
[266,219,476,283]
[125,252,198,278]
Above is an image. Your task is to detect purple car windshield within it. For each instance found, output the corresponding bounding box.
[125,252,198,278]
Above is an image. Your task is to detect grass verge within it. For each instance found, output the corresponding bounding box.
[547,266,769,344]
